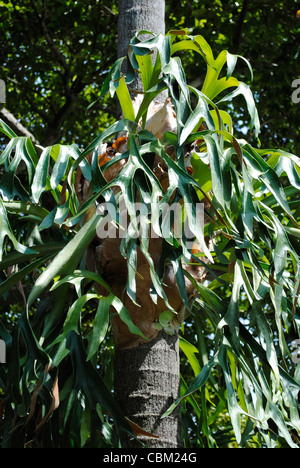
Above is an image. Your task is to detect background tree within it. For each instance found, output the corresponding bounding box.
[0,1,299,150]
[0,0,119,146]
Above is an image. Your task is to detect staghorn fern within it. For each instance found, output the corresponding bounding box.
[0,30,300,448]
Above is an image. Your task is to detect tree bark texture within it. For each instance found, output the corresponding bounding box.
[112,0,184,448]
[118,0,166,100]
[118,0,165,59]
[114,330,183,448]
[0,106,40,145]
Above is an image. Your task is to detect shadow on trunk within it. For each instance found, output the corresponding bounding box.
[114,330,183,448]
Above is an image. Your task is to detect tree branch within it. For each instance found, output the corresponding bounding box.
[30,0,70,74]
[232,0,250,53]
[0,106,40,145]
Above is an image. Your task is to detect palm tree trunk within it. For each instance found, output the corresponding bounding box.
[114,330,183,448]
[112,0,184,448]
[118,0,165,59]
[118,0,166,101]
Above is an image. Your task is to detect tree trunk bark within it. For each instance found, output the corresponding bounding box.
[118,0,166,100]
[113,0,183,448]
[118,0,165,59]
[114,330,183,448]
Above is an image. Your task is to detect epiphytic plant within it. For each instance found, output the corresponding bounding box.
[0,30,300,448]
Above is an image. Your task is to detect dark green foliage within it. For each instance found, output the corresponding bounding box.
[1,1,299,151]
